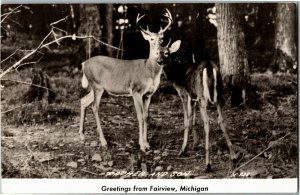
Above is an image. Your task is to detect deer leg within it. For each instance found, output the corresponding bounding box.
[142,95,152,150]
[199,99,211,172]
[178,94,192,156]
[133,94,146,152]
[217,103,236,164]
[92,88,107,147]
[79,90,94,141]
[192,101,200,149]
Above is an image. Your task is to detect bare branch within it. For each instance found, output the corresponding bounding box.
[231,132,291,175]
[50,16,69,27]
[0,31,53,79]
[52,26,67,35]
[1,105,23,114]
[0,15,122,79]
[15,57,43,71]
[41,34,122,51]
[1,48,21,64]
[1,78,55,92]
[1,5,23,24]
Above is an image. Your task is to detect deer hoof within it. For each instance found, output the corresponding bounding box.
[232,158,238,168]
[100,145,108,150]
[144,142,150,150]
[205,164,212,173]
[177,149,187,156]
[192,144,200,151]
[80,135,85,143]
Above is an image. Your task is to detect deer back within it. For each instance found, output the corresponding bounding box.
[82,56,163,96]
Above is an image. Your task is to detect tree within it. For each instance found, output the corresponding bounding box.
[105,4,114,57]
[271,3,297,73]
[78,5,102,59]
[216,3,249,107]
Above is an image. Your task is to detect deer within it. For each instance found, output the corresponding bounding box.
[161,49,237,172]
[79,9,181,152]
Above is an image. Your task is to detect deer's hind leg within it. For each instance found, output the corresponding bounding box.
[199,99,211,172]
[191,101,200,149]
[79,90,94,141]
[217,103,237,165]
[92,88,107,147]
[178,93,192,156]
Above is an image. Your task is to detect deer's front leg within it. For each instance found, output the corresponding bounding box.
[133,93,146,152]
[177,91,192,156]
[142,95,152,150]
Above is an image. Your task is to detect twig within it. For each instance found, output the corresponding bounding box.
[0,31,53,79]
[81,169,101,176]
[1,78,56,92]
[50,16,69,27]
[41,34,122,51]
[174,153,204,160]
[1,105,23,114]
[15,56,44,71]
[1,5,23,24]
[102,100,132,112]
[52,26,67,35]
[0,15,122,79]
[1,48,21,63]
[231,132,291,174]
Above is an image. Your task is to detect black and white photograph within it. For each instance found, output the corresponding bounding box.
[0,2,298,193]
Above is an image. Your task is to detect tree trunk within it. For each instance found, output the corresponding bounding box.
[78,5,102,59]
[216,3,249,107]
[105,4,114,57]
[271,3,297,73]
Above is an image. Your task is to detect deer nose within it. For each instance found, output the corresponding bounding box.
[157,58,164,65]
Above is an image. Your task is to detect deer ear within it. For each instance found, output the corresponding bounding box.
[141,31,151,41]
[169,40,181,53]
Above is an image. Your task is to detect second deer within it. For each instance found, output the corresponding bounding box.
[162,51,237,172]
[79,9,181,152]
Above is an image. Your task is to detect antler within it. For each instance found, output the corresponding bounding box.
[164,38,171,47]
[136,13,152,35]
[158,8,173,34]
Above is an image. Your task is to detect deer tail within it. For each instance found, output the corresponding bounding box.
[81,62,89,89]
[202,64,218,104]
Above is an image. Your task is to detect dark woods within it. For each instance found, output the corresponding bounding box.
[2,4,295,71]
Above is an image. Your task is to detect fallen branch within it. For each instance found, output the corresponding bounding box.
[231,132,291,174]
[1,78,55,92]
[81,169,102,176]
[1,105,24,114]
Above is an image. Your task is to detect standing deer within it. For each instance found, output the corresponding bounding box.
[79,9,181,152]
[161,51,236,172]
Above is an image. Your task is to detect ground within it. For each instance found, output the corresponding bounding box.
[1,58,297,179]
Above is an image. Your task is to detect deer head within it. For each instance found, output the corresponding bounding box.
[136,8,173,48]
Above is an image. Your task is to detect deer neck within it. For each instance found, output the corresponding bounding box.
[146,48,160,67]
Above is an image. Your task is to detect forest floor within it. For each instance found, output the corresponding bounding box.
[1,59,297,179]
